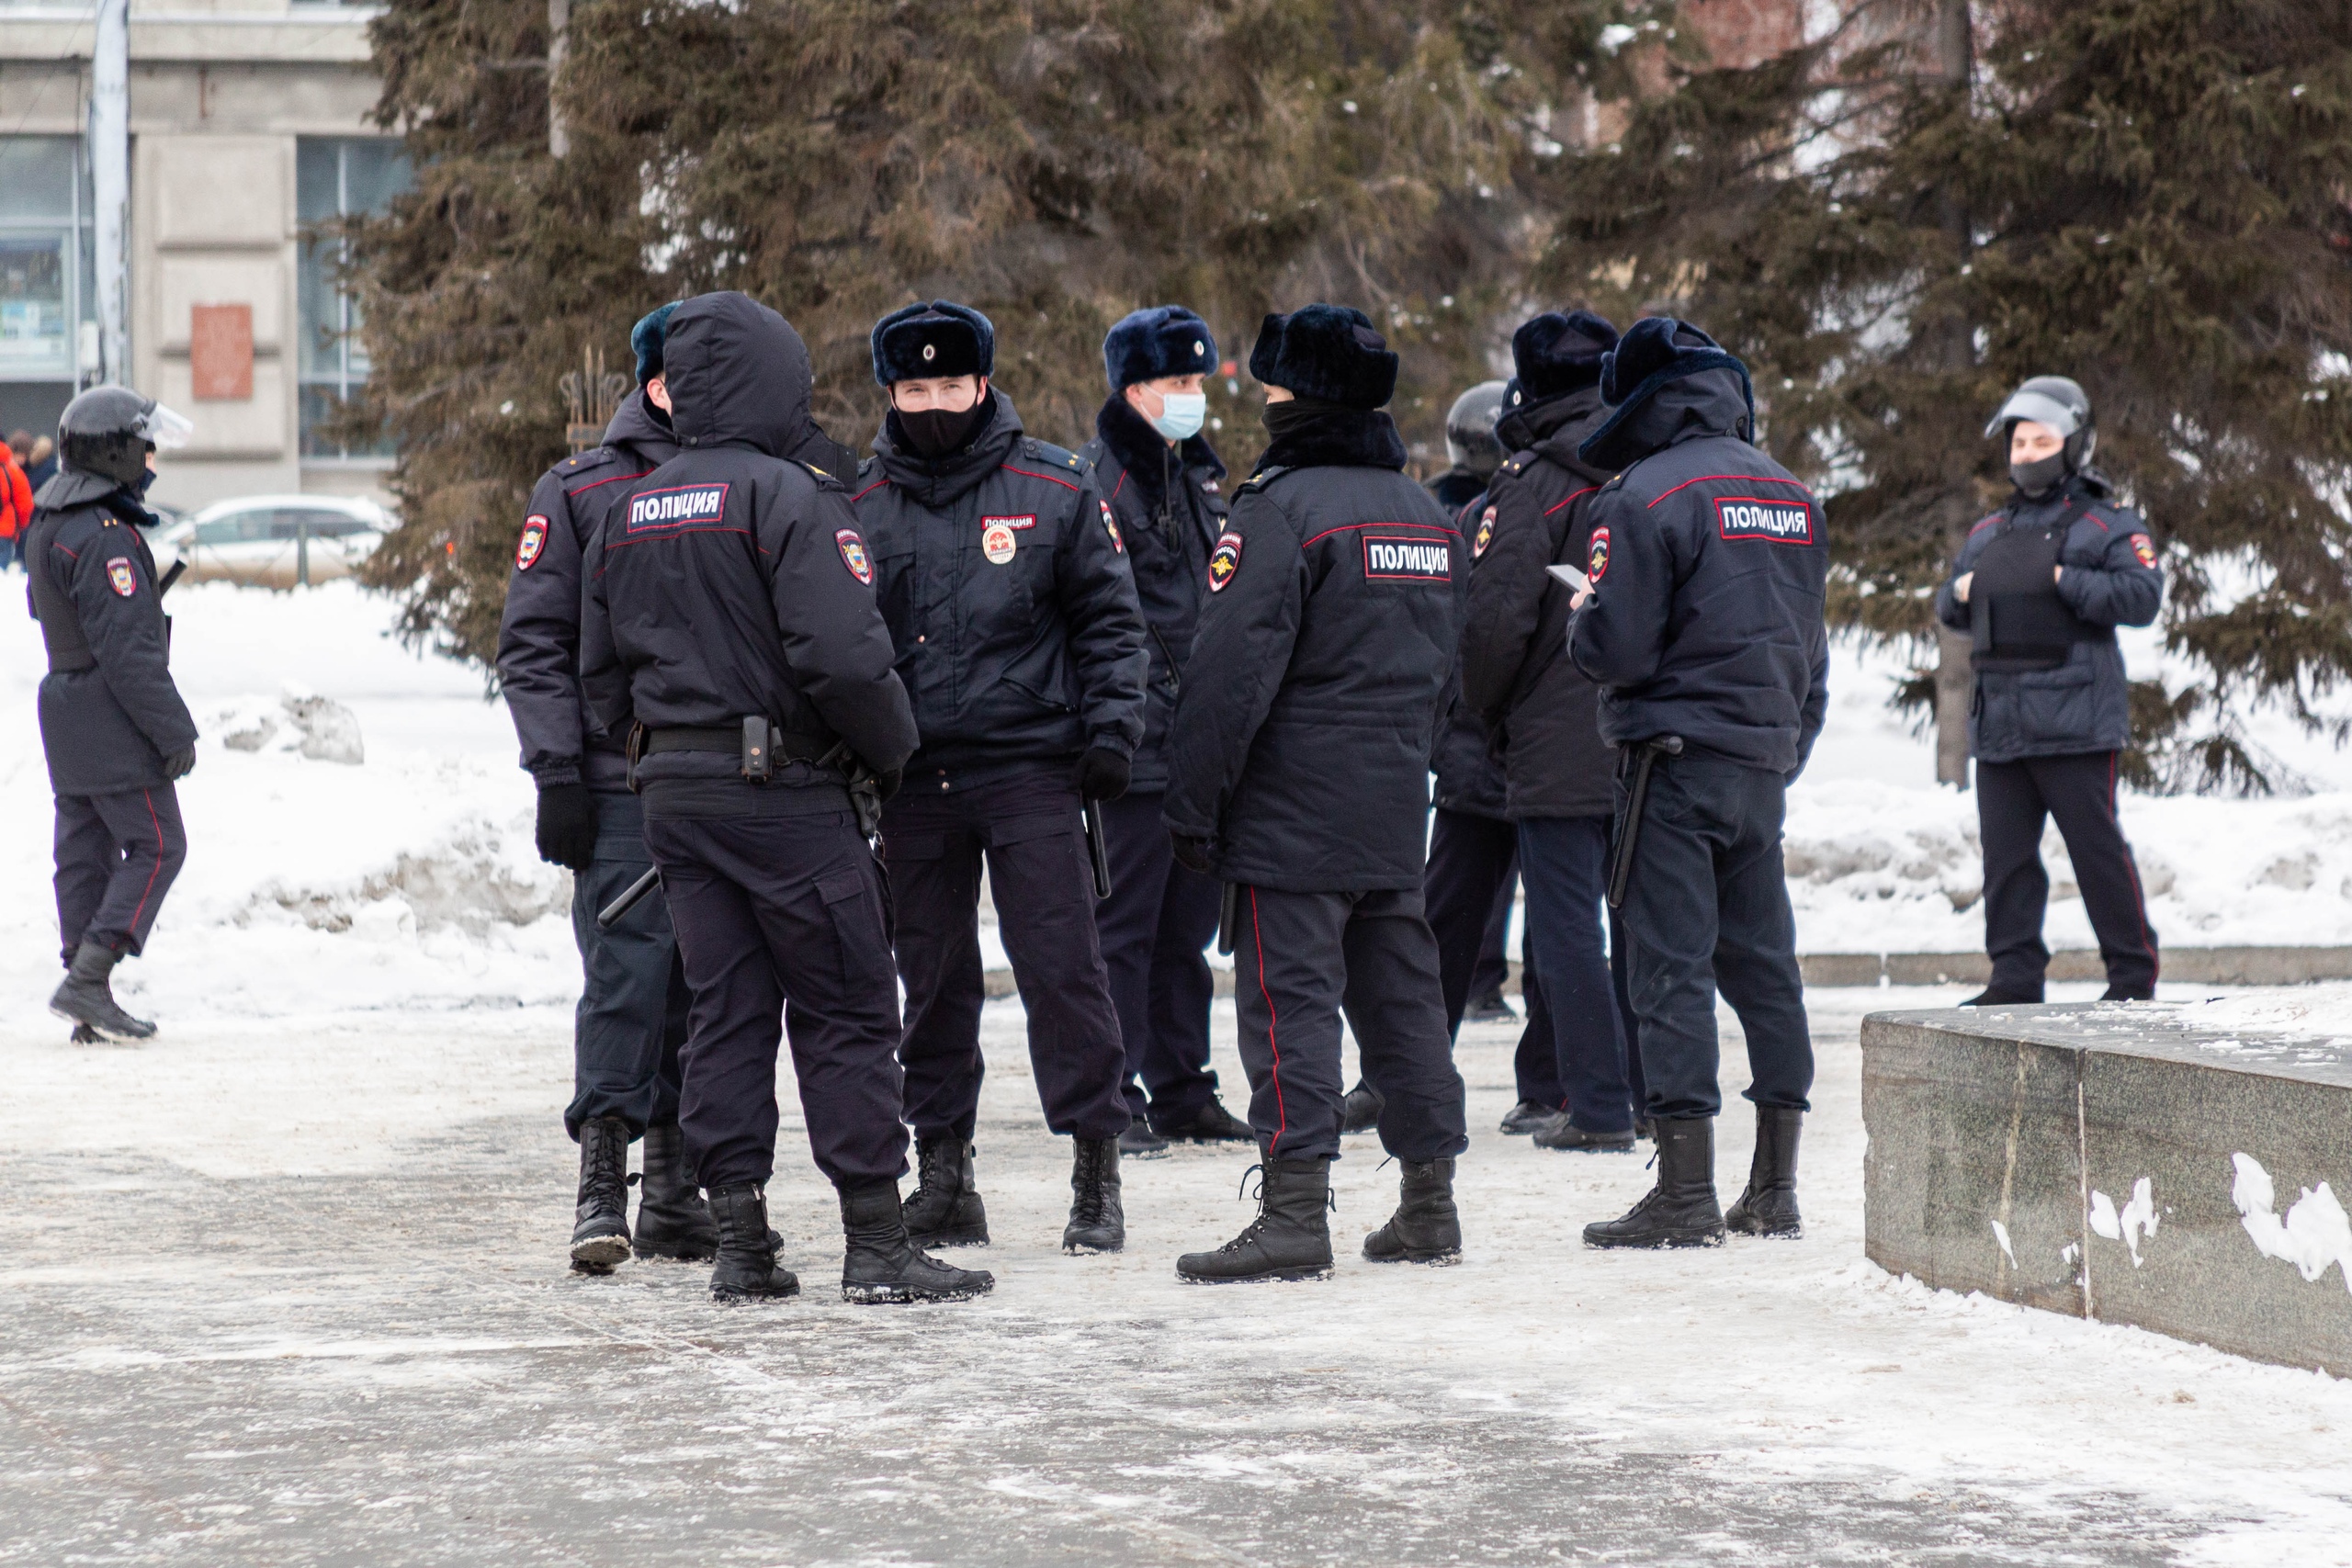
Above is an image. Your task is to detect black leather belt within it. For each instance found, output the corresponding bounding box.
[644,724,833,761]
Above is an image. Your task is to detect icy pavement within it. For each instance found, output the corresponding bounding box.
[9,986,2352,1565]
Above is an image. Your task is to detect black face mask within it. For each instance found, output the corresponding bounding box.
[133,466,158,498]
[1262,396,1353,441]
[2010,452,2068,498]
[891,392,990,460]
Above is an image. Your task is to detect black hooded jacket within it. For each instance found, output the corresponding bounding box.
[1459,386,1619,818]
[499,391,680,791]
[1164,408,1468,891]
[1566,367,1828,775]
[25,468,198,795]
[579,291,918,816]
[1427,482,1510,822]
[852,391,1147,789]
[1075,394,1227,792]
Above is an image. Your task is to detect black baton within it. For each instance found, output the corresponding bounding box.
[596,865,661,931]
[1606,735,1682,911]
[157,559,187,596]
[1082,799,1112,900]
[1216,881,1238,957]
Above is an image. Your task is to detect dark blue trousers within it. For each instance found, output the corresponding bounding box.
[646,807,910,1192]
[53,784,186,963]
[1096,790,1223,1129]
[1615,751,1814,1122]
[564,790,688,1141]
[1517,816,1636,1133]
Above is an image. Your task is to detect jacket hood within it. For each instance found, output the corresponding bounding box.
[600,389,682,465]
[1094,393,1224,515]
[1251,406,1408,476]
[662,291,813,458]
[870,389,1026,508]
[1497,383,1613,479]
[1578,316,1755,471]
[35,467,126,512]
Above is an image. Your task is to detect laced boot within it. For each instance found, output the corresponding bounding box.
[1159,1098,1254,1144]
[1339,1080,1384,1134]
[1119,1117,1170,1159]
[707,1183,800,1303]
[1176,1157,1335,1283]
[1498,1100,1559,1135]
[1363,1157,1462,1264]
[1063,1136,1125,1253]
[631,1120,719,1260]
[1583,1117,1724,1249]
[839,1181,994,1303]
[1533,1117,1637,1153]
[49,941,155,1042]
[1724,1107,1804,1238]
[569,1116,632,1273]
[902,1134,989,1247]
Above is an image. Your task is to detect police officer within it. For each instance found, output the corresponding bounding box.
[1461,310,1649,1154]
[1165,304,1471,1282]
[579,290,989,1306]
[1076,305,1254,1157]
[1937,377,2162,1004]
[1565,317,1826,1249]
[853,300,1148,1256]
[29,388,198,1043]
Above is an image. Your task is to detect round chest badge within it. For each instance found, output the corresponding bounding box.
[982,522,1018,565]
[1588,525,1611,583]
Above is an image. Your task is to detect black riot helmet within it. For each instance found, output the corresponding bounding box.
[1984,376,2096,472]
[59,386,194,490]
[1443,380,1510,478]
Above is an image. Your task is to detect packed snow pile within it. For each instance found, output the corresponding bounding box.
[2161,983,2352,1043]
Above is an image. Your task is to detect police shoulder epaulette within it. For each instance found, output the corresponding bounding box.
[788,457,845,491]
[1501,449,1538,479]
[1237,464,1288,496]
[1022,437,1086,472]
[559,446,620,477]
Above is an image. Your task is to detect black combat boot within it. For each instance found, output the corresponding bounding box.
[49,941,155,1042]
[707,1182,800,1303]
[2099,983,2154,1002]
[1533,1118,1637,1154]
[1176,1157,1335,1283]
[1063,1136,1125,1254]
[901,1134,989,1247]
[1119,1117,1170,1159]
[1339,1080,1384,1134]
[1582,1117,1725,1249]
[1498,1100,1559,1135]
[838,1181,994,1303]
[1724,1106,1804,1239]
[569,1116,632,1273]
[631,1120,719,1261]
[1961,986,2041,1006]
[1363,1157,1462,1264]
[1159,1098,1255,1144]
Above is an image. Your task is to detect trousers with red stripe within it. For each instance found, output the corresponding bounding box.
[1229,885,1467,1164]
[1977,750,2159,998]
[53,784,187,963]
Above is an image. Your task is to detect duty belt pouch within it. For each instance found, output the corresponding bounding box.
[741,716,773,783]
[1971,506,2089,673]
[625,722,648,793]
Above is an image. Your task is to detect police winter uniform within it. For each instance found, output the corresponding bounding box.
[1460,311,1642,1148]
[854,299,1148,1255]
[499,309,705,1270]
[1076,308,1252,1148]
[1565,318,1826,1248]
[1165,305,1472,1281]
[28,389,198,1043]
[580,290,987,1305]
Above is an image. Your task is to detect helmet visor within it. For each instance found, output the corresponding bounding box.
[138,401,195,450]
[1983,389,2081,441]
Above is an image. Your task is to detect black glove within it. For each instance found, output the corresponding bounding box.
[535,782,599,873]
[162,746,197,781]
[876,767,903,804]
[1074,747,1131,803]
[1170,832,1216,875]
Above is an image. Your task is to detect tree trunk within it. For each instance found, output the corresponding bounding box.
[1936,624,1973,788]
[548,0,571,157]
[1932,0,1975,788]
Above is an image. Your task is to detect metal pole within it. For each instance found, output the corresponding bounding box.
[90,0,130,385]
[296,514,310,587]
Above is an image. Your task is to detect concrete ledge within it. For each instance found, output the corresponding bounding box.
[1861,1003,2352,1375]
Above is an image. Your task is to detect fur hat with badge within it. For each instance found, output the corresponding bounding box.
[1503,309,1620,412]
[1578,315,1756,470]
[631,301,681,386]
[871,300,995,386]
[1103,305,1217,391]
[1248,304,1398,410]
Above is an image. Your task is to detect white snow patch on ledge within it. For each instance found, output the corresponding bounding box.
[2232,1154,2352,1292]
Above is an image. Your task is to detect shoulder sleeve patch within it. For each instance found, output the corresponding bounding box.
[1100,499,1124,554]
[2131,532,2156,568]
[515,514,549,570]
[106,556,139,597]
[1588,525,1611,582]
[1472,505,1498,560]
[836,528,874,584]
[1207,530,1242,592]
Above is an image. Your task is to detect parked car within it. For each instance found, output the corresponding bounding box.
[149,494,390,589]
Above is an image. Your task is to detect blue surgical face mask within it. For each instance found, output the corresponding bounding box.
[1151,391,1207,442]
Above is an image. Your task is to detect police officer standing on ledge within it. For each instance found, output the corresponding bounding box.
[1937,377,2162,1005]
[1565,317,1826,1250]
[580,290,990,1306]
[1165,304,1471,1282]
[28,388,198,1043]
[852,300,1148,1257]
[1077,305,1256,1157]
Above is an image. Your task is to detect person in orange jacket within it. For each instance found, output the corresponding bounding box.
[0,434,34,571]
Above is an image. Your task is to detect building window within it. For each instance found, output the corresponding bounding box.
[0,137,96,441]
[297,138,411,461]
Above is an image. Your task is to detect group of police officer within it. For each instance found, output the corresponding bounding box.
[27,281,2165,1306]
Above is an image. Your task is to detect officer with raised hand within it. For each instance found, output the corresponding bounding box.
[1077,305,1255,1157]
[580,290,989,1307]
[28,388,198,1043]
[852,300,1148,1258]
[1164,304,1471,1283]
[1565,317,1827,1250]
[1938,377,2162,1006]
